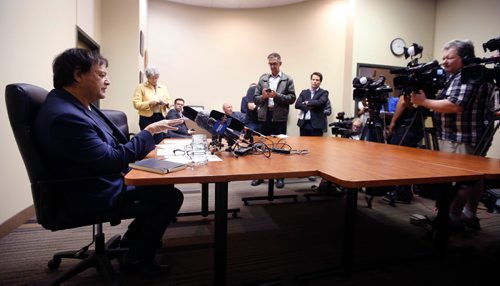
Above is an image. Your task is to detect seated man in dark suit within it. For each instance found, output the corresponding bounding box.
[34,48,184,276]
[222,102,246,124]
[166,98,196,138]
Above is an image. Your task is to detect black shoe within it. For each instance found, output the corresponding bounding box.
[120,236,163,249]
[276,179,285,189]
[121,255,170,277]
[308,176,317,182]
[251,179,264,186]
[461,214,481,231]
[382,193,411,204]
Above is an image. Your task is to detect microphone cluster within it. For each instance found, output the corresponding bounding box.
[182,106,264,153]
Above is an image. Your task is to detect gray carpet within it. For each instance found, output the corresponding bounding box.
[1,180,500,285]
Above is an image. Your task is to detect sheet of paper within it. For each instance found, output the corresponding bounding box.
[156,139,222,163]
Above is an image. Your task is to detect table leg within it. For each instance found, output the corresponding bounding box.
[341,188,358,273]
[214,182,229,286]
[434,183,455,255]
[295,187,359,282]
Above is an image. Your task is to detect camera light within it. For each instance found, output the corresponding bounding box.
[404,43,424,59]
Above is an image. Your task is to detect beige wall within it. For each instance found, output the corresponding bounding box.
[0,0,77,225]
[1,0,499,226]
[99,0,143,118]
[147,0,352,135]
[77,0,102,42]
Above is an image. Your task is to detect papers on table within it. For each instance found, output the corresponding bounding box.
[156,139,222,164]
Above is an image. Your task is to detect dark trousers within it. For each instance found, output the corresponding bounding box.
[118,185,184,261]
[388,120,424,201]
[299,120,323,136]
[139,114,166,144]
[389,120,424,147]
[260,110,287,136]
[245,120,260,133]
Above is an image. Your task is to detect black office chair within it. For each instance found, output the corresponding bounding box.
[101,108,135,139]
[5,83,127,285]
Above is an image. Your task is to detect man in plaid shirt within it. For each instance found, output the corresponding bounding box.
[411,39,495,232]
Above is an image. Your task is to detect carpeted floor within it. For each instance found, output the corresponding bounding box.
[1,180,499,285]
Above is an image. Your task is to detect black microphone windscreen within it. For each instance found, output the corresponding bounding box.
[209,110,245,131]
[207,117,216,128]
[390,67,408,74]
[182,106,198,121]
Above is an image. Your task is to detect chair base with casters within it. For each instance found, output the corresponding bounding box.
[48,223,127,286]
[241,179,298,206]
[176,183,240,219]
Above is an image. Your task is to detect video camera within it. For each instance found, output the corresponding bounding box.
[390,59,446,98]
[329,112,357,138]
[352,75,393,105]
[461,36,500,87]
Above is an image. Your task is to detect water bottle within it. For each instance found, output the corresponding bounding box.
[190,134,208,166]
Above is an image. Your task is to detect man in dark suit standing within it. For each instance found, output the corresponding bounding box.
[295,72,330,136]
[34,48,184,276]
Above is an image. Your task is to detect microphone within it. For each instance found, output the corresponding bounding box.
[182,105,199,121]
[207,117,241,143]
[209,110,245,132]
[390,60,439,75]
[184,106,261,141]
[242,126,265,138]
[182,106,217,136]
[370,75,386,87]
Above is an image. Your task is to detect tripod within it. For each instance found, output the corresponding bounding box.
[474,111,500,156]
[359,103,386,144]
[396,107,438,151]
[380,107,439,207]
[361,103,390,208]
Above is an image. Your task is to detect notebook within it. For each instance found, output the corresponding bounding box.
[129,158,187,174]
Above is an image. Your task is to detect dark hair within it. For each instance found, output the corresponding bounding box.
[174,98,185,104]
[52,48,108,88]
[443,39,475,61]
[311,72,323,82]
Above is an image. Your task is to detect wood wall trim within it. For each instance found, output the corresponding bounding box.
[0,205,35,240]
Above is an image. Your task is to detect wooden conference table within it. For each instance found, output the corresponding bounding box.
[125,136,500,285]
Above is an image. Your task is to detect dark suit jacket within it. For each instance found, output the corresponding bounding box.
[34,88,156,220]
[295,88,329,130]
[166,108,191,138]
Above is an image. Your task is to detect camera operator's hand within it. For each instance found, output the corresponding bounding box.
[411,89,464,113]
[145,119,183,135]
[410,90,427,106]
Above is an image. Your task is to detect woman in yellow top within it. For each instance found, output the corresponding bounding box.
[133,66,173,143]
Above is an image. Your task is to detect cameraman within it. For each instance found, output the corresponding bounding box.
[411,39,495,231]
